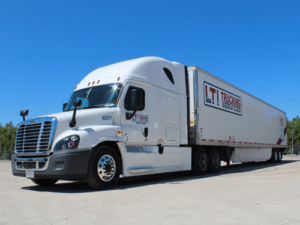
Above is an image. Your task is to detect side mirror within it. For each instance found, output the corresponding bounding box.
[126,89,143,120]
[74,99,82,107]
[63,103,67,111]
[20,110,29,121]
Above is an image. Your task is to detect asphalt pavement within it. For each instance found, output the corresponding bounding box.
[0,155,299,225]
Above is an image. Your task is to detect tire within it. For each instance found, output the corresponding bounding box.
[271,149,278,163]
[86,146,121,190]
[277,150,282,162]
[31,179,58,187]
[192,148,208,175]
[208,148,220,173]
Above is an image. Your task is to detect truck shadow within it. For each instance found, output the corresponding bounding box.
[21,159,298,193]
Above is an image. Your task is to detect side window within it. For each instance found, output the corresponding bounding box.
[124,86,145,110]
[163,68,174,85]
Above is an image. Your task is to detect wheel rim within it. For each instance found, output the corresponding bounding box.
[199,154,207,171]
[213,153,219,169]
[274,151,278,161]
[278,151,281,160]
[97,155,116,182]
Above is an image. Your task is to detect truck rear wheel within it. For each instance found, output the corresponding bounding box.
[193,148,208,175]
[87,146,121,190]
[208,148,220,173]
[271,149,278,163]
[277,150,282,162]
[31,178,58,187]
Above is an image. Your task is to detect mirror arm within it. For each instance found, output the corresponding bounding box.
[69,104,78,127]
[126,108,137,120]
[69,100,81,127]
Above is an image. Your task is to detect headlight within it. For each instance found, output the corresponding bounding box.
[53,135,80,151]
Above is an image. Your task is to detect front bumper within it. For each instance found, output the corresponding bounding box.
[11,149,93,180]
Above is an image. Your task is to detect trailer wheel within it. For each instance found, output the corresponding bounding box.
[31,179,58,187]
[87,146,121,190]
[208,149,220,173]
[277,150,282,162]
[271,149,278,163]
[193,148,208,175]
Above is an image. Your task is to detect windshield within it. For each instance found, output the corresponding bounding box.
[64,83,122,111]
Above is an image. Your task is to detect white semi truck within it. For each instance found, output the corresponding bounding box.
[12,57,287,189]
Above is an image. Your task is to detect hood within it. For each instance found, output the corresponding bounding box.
[38,108,115,140]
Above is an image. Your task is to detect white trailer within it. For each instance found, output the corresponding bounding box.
[188,67,287,167]
[12,57,287,189]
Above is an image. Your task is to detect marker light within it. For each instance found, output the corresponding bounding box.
[88,82,91,86]
[97,80,100,84]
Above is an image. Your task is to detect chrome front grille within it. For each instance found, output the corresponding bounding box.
[15,117,57,156]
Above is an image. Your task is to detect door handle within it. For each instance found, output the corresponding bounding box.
[144,127,148,137]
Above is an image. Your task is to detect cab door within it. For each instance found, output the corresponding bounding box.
[120,83,149,144]
[120,83,157,173]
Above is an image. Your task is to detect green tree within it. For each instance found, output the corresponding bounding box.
[0,121,17,151]
[286,116,300,146]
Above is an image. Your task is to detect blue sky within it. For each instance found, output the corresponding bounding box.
[1,0,299,126]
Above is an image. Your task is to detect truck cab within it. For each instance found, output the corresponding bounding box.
[12,57,192,189]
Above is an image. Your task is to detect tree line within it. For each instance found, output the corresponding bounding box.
[0,121,17,151]
[286,116,300,147]
[0,116,299,152]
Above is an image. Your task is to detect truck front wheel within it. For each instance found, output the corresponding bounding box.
[87,146,121,190]
[208,148,220,173]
